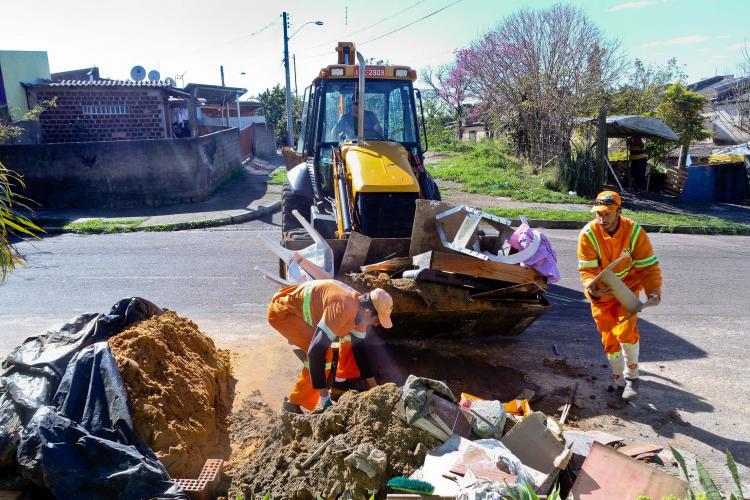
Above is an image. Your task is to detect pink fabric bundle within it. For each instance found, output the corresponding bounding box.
[509,224,560,283]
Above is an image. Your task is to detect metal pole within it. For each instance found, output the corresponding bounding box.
[236,93,241,131]
[293,54,298,99]
[220,65,225,87]
[356,51,365,146]
[283,12,294,147]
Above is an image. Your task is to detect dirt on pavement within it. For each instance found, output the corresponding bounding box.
[109,311,234,478]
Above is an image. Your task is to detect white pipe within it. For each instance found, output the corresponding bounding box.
[356,51,366,146]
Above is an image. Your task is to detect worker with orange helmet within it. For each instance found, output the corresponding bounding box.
[267,265,394,412]
[577,191,662,406]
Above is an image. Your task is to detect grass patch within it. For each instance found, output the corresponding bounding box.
[268,167,287,185]
[429,140,587,204]
[64,218,146,234]
[214,165,246,192]
[486,207,749,234]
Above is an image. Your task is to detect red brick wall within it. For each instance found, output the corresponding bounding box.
[29,88,168,143]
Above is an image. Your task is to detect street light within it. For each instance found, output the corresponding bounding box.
[283,12,324,148]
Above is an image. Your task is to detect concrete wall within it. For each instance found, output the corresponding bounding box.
[252,123,276,157]
[0,128,241,208]
[0,51,51,121]
[28,87,169,143]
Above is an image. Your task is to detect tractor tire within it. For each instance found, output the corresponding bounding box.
[281,182,311,236]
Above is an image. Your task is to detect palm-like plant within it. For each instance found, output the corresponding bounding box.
[0,162,42,280]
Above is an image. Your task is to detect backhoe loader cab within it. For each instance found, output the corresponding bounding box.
[283,42,439,240]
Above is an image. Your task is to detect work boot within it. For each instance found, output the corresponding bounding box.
[282,397,302,414]
[607,386,626,409]
[622,378,639,401]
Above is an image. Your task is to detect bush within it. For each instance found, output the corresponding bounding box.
[553,144,599,197]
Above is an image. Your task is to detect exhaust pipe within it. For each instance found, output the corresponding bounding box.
[356,51,366,146]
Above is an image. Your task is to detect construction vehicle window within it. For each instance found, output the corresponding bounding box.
[322,80,417,144]
[296,85,312,154]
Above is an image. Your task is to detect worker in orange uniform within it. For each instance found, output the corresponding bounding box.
[267,258,394,412]
[577,191,662,406]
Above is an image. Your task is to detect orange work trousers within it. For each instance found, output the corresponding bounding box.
[267,299,358,410]
[590,299,640,355]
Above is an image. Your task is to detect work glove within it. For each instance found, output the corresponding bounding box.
[318,393,332,411]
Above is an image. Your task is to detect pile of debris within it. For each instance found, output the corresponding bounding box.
[226,374,714,499]
[109,311,234,478]
[227,384,439,499]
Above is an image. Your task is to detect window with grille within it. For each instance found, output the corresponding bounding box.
[82,104,129,115]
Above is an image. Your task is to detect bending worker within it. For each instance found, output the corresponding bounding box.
[267,261,394,412]
[577,191,662,405]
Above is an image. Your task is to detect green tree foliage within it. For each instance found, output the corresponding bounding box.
[0,99,55,280]
[610,58,687,116]
[649,83,711,167]
[257,85,301,147]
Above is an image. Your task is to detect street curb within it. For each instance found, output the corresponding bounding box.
[40,200,282,235]
[511,218,750,235]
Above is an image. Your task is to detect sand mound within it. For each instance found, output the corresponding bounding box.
[227,384,438,499]
[108,311,234,478]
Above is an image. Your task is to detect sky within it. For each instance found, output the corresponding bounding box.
[2,0,748,99]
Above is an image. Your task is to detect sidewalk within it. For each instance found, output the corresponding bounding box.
[32,156,285,234]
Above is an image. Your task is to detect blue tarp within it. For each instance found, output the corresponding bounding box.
[0,297,187,499]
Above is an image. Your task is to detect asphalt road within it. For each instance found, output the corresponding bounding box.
[1,213,749,469]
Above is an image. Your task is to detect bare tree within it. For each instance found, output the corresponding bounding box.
[456,3,625,168]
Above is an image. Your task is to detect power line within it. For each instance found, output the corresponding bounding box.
[309,0,428,49]
[359,0,462,46]
[302,0,460,59]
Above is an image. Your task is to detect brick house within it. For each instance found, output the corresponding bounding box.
[23,80,195,143]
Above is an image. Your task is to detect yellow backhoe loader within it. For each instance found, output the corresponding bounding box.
[278,43,549,337]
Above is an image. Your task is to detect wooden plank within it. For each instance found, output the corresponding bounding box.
[617,442,664,458]
[402,268,504,291]
[339,232,372,274]
[360,257,412,273]
[413,250,546,287]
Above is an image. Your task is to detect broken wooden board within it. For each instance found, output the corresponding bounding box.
[360,257,412,274]
[569,442,688,500]
[339,232,372,274]
[471,282,546,300]
[402,268,506,291]
[617,442,664,458]
[413,250,546,288]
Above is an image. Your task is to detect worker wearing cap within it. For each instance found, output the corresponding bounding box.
[267,274,393,412]
[577,191,662,404]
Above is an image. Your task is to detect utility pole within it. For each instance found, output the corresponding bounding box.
[220,65,225,87]
[345,5,348,25]
[282,11,294,148]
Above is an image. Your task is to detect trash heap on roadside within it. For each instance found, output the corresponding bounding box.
[226,373,696,499]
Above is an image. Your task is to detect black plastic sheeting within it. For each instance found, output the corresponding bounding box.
[0,297,187,499]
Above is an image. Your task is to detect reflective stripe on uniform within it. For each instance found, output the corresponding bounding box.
[302,286,313,326]
[317,320,337,341]
[607,350,622,360]
[338,334,352,343]
[629,224,642,253]
[351,329,367,339]
[584,226,602,258]
[578,259,599,269]
[634,255,659,268]
[303,361,333,369]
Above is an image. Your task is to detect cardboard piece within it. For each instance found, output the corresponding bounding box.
[570,442,688,500]
[500,412,566,490]
[409,200,461,257]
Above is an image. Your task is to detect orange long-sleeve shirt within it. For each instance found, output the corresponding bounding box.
[577,216,662,301]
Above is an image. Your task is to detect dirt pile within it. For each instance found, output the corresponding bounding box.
[227,384,439,499]
[108,311,234,478]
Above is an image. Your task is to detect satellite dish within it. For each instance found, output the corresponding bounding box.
[148,70,161,82]
[165,77,176,87]
[130,65,146,81]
